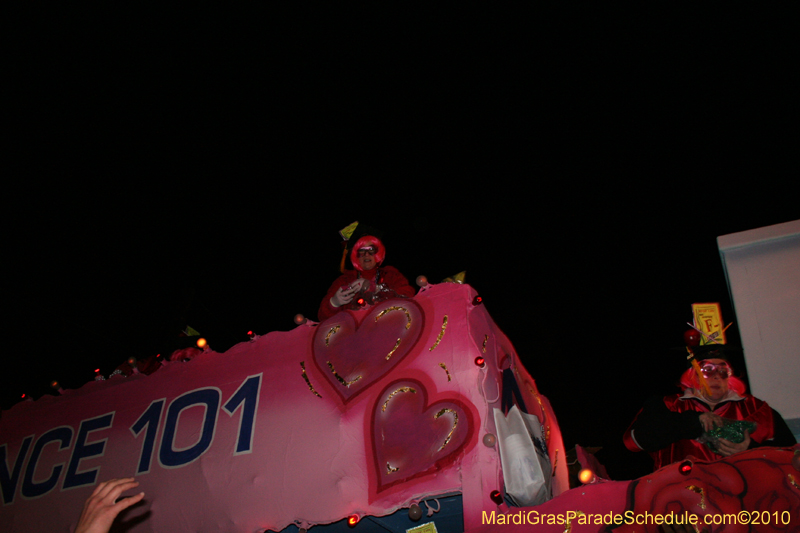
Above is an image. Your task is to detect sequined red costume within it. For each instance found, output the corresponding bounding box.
[624,391,796,470]
[318,266,415,322]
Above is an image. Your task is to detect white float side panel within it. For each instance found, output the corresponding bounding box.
[718,219,800,430]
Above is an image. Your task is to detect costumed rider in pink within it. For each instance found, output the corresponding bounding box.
[624,347,796,471]
[318,234,415,321]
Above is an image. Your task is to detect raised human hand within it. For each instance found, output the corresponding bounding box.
[75,478,145,533]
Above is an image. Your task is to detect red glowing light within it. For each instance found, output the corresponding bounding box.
[94,368,100,373]
[679,460,693,474]
[196,338,207,348]
[21,393,26,398]
[490,489,503,505]
[578,468,594,484]
[347,514,359,526]
[247,330,254,336]
[473,295,483,305]
[357,298,366,306]
[684,329,701,347]
[475,357,485,367]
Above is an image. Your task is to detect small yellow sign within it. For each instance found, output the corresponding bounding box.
[692,303,726,345]
[406,522,438,533]
[442,271,466,284]
[339,221,359,241]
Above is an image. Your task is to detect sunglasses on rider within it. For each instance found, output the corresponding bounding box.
[357,246,378,257]
[699,362,731,379]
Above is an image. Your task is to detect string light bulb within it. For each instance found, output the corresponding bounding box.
[408,504,422,521]
[347,514,359,527]
[475,357,485,367]
[416,275,428,287]
[490,490,503,505]
[679,460,693,475]
[294,314,307,325]
[578,468,594,484]
[472,295,483,306]
[684,329,701,346]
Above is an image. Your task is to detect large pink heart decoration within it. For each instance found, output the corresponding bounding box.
[312,299,424,403]
[371,379,474,492]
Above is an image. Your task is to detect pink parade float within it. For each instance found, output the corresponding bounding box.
[2,282,799,532]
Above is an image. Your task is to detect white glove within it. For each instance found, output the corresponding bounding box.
[331,279,367,308]
[331,286,354,308]
[350,278,368,292]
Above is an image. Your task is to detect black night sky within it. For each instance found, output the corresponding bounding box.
[4,5,798,480]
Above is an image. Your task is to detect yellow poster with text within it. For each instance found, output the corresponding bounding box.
[406,522,438,533]
[692,303,726,345]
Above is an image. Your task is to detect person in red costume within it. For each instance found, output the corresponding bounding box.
[318,234,415,321]
[624,350,796,471]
